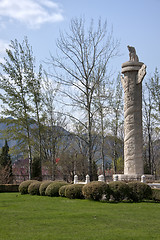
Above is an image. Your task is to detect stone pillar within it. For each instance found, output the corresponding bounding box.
[121,47,146,179]
[141,175,146,183]
[85,174,90,184]
[74,175,78,184]
[98,175,105,182]
[113,175,118,182]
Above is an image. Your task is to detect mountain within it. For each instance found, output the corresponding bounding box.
[0,118,123,166]
[0,118,17,148]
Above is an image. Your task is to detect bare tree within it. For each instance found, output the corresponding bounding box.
[143,86,155,174]
[50,17,119,180]
[143,69,160,176]
[147,68,160,132]
[108,74,124,173]
[42,74,67,180]
[93,74,111,180]
[142,67,160,177]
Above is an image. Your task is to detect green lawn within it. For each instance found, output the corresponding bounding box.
[0,193,160,240]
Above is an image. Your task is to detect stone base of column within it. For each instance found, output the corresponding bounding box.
[113,174,154,182]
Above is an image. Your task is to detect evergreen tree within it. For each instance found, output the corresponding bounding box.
[0,140,10,167]
[0,140,13,183]
[31,156,42,181]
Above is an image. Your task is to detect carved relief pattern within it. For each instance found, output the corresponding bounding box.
[137,64,146,84]
[122,71,144,175]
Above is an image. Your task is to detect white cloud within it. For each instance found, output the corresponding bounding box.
[0,39,9,53]
[0,0,64,29]
[0,39,9,64]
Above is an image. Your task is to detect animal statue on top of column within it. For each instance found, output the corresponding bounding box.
[127,45,139,62]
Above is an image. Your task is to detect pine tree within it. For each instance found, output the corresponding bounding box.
[31,156,42,181]
[0,140,10,166]
[0,140,13,183]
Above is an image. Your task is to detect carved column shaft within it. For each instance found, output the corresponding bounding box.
[121,61,146,175]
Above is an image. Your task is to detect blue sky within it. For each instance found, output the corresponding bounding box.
[0,0,160,78]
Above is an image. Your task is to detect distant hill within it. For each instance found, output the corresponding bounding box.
[0,118,17,148]
[0,118,124,167]
[1,118,159,174]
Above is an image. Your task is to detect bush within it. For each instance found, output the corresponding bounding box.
[19,180,37,194]
[109,181,130,202]
[59,185,68,197]
[39,181,53,196]
[0,184,19,192]
[128,182,152,202]
[45,181,68,197]
[65,184,84,199]
[82,181,110,201]
[152,189,160,201]
[28,181,41,195]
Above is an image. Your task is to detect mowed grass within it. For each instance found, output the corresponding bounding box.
[0,193,160,240]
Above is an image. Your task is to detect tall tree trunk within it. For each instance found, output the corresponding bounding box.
[27,132,32,180]
[100,108,106,181]
[51,141,56,181]
[35,102,42,180]
[88,114,93,181]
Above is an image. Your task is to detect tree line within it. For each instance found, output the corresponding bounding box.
[0,18,159,182]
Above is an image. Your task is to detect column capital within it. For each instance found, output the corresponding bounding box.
[121,61,144,74]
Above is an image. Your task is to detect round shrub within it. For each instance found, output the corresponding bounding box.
[82,181,110,201]
[19,180,37,194]
[65,184,84,199]
[28,181,41,195]
[128,182,152,202]
[45,181,68,197]
[152,189,160,202]
[39,181,53,196]
[59,185,68,197]
[109,181,130,202]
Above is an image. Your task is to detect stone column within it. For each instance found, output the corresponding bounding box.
[121,47,146,179]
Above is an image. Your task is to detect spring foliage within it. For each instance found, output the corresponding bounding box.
[82,181,110,201]
[19,180,37,194]
[45,181,68,197]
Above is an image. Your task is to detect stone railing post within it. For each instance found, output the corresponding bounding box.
[74,175,78,184]
[141,175,146,183]
[85,174,90,184]
[113,175,118,181]
[98,175,105,182]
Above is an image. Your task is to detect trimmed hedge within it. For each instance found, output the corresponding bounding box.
[19,180,37,194]
[39,181,53,196]
[59,185,68,197]
[128,182,152,202]
[45,181,68,197]
[152,189,160,201]
[109,181,130,201]
[65,184,84,199]
[0,184,19,192]
[28,181,41,195]
[16,179,157,203]
[82,181,110,201]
